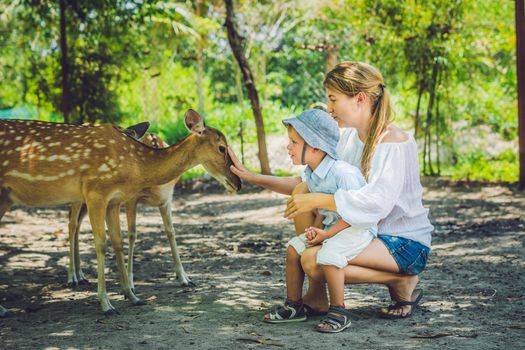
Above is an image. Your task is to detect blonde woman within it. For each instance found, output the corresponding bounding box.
[228,61,433,331]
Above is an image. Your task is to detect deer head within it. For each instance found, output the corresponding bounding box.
[183,109,241,192]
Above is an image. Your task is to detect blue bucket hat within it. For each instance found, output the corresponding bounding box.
[282,109,340,162]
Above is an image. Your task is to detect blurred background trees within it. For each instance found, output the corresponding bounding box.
[0,0,520,182]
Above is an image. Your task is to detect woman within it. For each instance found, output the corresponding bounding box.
[228,61,433,327]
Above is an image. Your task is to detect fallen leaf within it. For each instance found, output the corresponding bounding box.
[25,304,44,313]
[411,332,478,339]
[509,325,525,330]
[236,337,284,347]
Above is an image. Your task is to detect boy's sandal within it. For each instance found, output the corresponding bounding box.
[263,300,307,323]
[379,288,423,319]
[314,306,353,333]
[303,304,328,317]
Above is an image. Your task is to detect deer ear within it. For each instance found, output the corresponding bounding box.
[184,109,206,135]
[126,122,151,140]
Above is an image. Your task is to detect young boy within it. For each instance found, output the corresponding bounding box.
[263,109,375,333]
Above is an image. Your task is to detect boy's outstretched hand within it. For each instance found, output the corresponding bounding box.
[305,226,330,246]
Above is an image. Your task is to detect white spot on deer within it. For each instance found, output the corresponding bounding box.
[4,140,10,146]
[2,160,9,166]
[5,170,36,181]
[44,136,52,141]
[15,136,22,141]
[47,155,71,162]
[79,164,90,171]
[98,164,110,172]
[109,139,116,144]
[66,169,75,176]
[94,143,105,149]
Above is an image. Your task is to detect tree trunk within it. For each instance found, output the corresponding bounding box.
[516,0,525,189]
[234,63,244,103]
[414,80,424,139]
[196,0,205,115]
[435,68,442,176]
[424,62,439,176]
[325,46,339,73]
[59,0,72,124]
[224,0,271,174]
[142,68,150,122]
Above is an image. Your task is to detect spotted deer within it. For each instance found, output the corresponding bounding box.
[0,109,241,316]
[67,132,195,291]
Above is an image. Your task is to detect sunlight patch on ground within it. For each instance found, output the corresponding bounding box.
[48,330,75,337]
[7,253,50,269]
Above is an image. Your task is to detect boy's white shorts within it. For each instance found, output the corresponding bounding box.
[287,227,374,269]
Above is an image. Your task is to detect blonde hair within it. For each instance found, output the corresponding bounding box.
[323,61,393,180]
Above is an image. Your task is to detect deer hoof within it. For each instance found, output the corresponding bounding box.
[1,310,15,318]
[132,299,146,306]
[78,279,91,286]
[104,308,120,317]
[184,280,197,288]
[67,281,78,289]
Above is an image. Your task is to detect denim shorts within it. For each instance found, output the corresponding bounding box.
[377,235,430,275]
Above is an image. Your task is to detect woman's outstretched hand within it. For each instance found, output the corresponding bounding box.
[228,146,255,182]
[285,193,319,219]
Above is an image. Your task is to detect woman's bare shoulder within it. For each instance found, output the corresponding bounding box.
[380,125,410,144]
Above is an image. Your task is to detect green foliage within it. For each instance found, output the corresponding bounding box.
[0,0,520,182]
[443,149,519,182]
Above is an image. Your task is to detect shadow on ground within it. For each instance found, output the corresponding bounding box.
[1,180,524,349]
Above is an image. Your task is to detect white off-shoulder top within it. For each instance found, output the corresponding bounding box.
[333,128,433,248]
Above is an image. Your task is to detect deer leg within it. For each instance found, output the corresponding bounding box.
[125,201,137,292]
[159,203,195,287]
[75,204,89,285]
[0,190,14,317]
[0,305,15,318]
[106,204,144,306]
[67,202,83,287]
[86,199,117,316]
[0,188,13,221]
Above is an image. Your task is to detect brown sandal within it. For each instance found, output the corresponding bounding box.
[379,289,423,319]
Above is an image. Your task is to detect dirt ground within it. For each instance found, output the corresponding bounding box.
[0,178,524,350]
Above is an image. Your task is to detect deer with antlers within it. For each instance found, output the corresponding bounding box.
[0,109,240,316]
[66,131,195,291]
